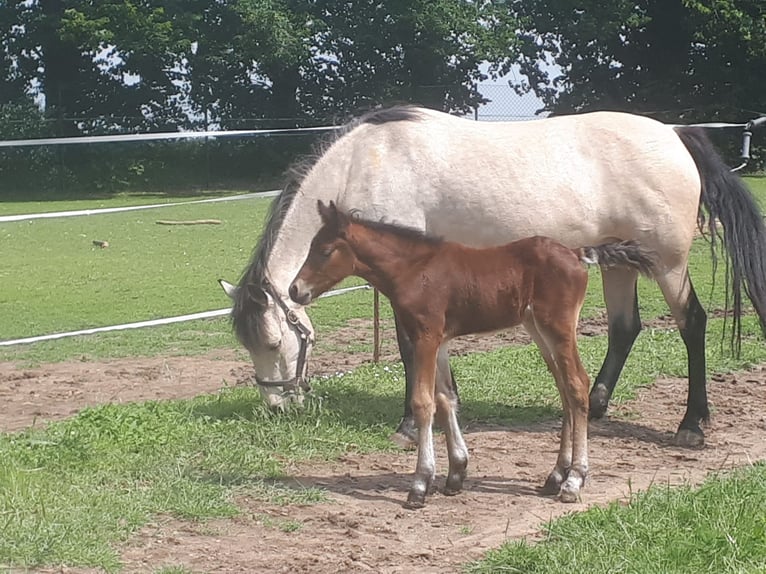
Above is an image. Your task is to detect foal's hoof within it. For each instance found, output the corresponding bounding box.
[674,427,705,448]
[558,485,580,503]
[405,492,427,509]
[588,384,610,420]
[390,417,418,450]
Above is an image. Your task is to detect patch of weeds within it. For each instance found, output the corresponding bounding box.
[257,513,304,533]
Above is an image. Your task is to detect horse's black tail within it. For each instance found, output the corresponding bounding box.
[580,240,658,278]
[674,126,766,353]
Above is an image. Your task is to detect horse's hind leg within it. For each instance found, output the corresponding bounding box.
[392,312,457,449]
[589,268,642,419]
[656,266,708,447]
[434,375,468,496]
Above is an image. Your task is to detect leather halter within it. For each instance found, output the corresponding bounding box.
[254,278,313,394]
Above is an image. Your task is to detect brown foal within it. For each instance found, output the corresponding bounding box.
[290,200,656,508]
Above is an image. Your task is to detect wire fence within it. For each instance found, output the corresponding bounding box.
[474,83,547,121]
[2,82,761,200]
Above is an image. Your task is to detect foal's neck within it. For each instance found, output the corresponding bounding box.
[346,222,438,294]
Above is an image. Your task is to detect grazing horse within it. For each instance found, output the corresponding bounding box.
[289,200,657,507]
[224,107,766,448]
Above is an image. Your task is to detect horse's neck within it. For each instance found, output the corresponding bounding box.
[263,136,359,296]
[347,224,435,293]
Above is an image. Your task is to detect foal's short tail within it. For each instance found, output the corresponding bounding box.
[579,241,657,278]
[675,126,766,352]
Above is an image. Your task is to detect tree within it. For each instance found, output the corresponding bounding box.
[305,0,519,118]
[513,0,766,123]
[1,0,191,134]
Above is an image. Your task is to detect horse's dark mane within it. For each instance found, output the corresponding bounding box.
[231,105,425,349]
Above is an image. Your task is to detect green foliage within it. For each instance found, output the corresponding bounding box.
[0,1,523,195]
[516,0,766,128]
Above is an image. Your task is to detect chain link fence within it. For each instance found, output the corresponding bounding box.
[474,83,548,122]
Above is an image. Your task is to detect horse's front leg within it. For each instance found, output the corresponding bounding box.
[405,339,440,509]
[393,312,457,449]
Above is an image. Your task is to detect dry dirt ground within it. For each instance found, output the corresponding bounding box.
[3,317,766,573]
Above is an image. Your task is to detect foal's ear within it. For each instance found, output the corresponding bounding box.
[317,200,349,233]
[317,199,338,225]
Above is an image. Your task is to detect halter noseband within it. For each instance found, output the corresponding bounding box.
[254,278,313,394]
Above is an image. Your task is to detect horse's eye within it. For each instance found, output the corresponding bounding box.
[321,247,334,258]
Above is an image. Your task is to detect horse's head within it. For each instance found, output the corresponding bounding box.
[220,277,314,409]
[289,200,356,305]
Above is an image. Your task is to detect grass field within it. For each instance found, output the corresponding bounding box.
[1,177,766,572]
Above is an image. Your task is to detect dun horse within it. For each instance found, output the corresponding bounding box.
[289,200,656,507]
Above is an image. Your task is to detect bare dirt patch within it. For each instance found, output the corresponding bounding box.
[4,317,766,573]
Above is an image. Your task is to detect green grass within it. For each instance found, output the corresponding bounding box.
[467,464,766,574]
[0,197,271,340]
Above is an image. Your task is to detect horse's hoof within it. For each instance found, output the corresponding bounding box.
[389,431,417,450]
[588,384,610,420]
[674,427,705,448]
[541,472,563,495]
[391,417,418,449]
[445,472,466,496]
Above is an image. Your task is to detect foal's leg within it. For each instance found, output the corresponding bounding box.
[553,341,590,503]
[434,369,469,496]
[589,268,641,419]
[393,312,457,448]
[655,266,708,447]
[523,314,571,494]
[527,310,590,502]
[406,338,441,509]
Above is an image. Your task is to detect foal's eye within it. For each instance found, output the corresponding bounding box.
[321,247,334,258]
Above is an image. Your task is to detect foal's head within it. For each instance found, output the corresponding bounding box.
[289,200,356,305]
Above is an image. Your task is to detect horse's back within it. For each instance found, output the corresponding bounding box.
[335,108,701,260]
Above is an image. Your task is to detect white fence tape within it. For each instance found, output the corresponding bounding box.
[669,122,747,128]
[0,285,371,347]
[0,190,281,223]
[0,125,339,148]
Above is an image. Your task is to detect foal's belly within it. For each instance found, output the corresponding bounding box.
[444,301,526,339]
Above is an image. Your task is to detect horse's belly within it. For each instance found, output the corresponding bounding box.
[423,193,599,248]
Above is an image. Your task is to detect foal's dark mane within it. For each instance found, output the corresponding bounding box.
[231,106,425,348]
[348,215,444,247]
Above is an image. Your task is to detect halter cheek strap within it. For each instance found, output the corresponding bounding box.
[254,278,313,394]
